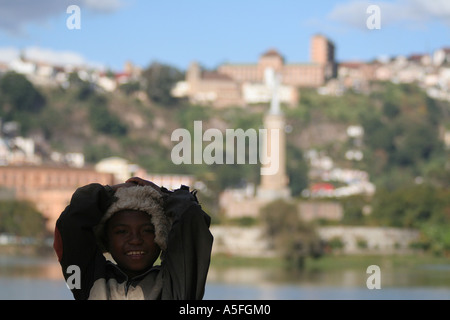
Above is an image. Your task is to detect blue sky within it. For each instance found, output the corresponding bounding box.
[0,0,449,71]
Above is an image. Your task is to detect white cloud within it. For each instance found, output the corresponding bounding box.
[0,46,104,69]
[82,0,126,13]
[24,47,88,67]
[0,0,127,34]
[410,0,450,18]
[0,47,20,63]
[327,0,450,30]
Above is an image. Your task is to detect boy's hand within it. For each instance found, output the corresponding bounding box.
[125,177,199,218]
[125,176,163,196]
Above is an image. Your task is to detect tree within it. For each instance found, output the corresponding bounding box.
[0,200,47,237]
[87,94,128,136]
[142,62,184,106]
[419,224,450,256]
[359,82,447,188]
[68,71,95,100]
[393,120,442,167]
[0,72,46,134]
[370,184,450,228]
[119,81,141,96]
[286,145,309,197]
[260,199,323,268]
[339,195,371,225]
[0,71,45,114]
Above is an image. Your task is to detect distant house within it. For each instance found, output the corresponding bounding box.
[310,182,335,197]
[433,47,450,66]
[9,58,36,75]
[178,62,243,107]
[95,157,139,183]
[0,165,114,231]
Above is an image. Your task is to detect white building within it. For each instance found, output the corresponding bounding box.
[242,81,296,105]
[95,157,139,183]
[433,48,450,66]
[9,58,35,75]
[134,168,196,191]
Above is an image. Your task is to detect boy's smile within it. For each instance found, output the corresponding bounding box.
[106,210,161,278]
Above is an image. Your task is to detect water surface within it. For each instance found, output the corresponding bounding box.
[1,254,450,300]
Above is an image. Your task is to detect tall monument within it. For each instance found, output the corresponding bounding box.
[257,69,291,201]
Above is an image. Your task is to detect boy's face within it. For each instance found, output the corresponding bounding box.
[106,210,161,278]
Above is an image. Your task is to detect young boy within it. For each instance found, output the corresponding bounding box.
[53,177,213,300]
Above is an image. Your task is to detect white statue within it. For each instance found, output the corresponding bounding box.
[264,67,281,115]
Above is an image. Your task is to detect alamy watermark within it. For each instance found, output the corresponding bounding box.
[366,264,381,289]
[64,263,383,290]
[170,121,281,175]
[65,264,81,289]
[366,4,381,30]
[66,5,81,30]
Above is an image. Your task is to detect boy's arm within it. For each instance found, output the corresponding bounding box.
[53,183,115,300]
[161,186,214,300]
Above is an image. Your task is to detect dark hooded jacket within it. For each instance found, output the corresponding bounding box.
[53,183,213,300]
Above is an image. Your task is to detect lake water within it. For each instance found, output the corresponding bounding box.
[1,253,450,300]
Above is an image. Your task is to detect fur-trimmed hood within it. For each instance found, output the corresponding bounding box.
[95,185,171,254]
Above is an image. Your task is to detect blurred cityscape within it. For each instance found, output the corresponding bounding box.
[0,30,449,263]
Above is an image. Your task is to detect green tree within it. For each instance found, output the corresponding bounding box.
[119,81,141,96]
[367,184,450,256]
[359,82,446,188]
[142,62,184,106]
[260,199,323,268]
[339,195,371,225]
[419,224,450,256]
[286,145,309,197]
[87,94,128,136]
[0,71,45,114]
[67,71,95,100]
[0,71,46,133]
[393,120,442,167]
[0,200,47,237]
[370,184,450,228]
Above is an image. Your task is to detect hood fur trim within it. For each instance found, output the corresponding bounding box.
[95,185,170,252]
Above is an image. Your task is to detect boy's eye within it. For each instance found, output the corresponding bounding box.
[114,229,128,235]
[144,228,155,234]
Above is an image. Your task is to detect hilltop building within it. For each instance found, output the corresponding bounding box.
[218,34,336,87]
[173,34,336,108]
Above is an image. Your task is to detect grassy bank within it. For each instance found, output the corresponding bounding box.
[210,253,450,271]
[2,245,448,272]
[0,244,55,256]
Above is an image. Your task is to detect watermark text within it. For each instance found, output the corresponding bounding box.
[171,121,280,175]
[66,5,81,30]
[366,5,381,30]
[366,264,381,289]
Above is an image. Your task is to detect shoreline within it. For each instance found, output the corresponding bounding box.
[2,244,449,272]
[0,244,55,257]
[210,252,450,271]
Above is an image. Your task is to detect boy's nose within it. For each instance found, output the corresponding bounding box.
[128,231,144,244]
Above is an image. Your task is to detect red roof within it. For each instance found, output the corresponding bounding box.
[339,61,364,68]
[261,48,282,58]
[201,71,233,81]
[311,182,335,191]
[115,72,131,80]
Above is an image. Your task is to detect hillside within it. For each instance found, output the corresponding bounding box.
[2,72,450,254]
[1,72,450,196]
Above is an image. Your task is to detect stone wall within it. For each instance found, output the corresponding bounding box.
[210,226,276,258]
[317,226,420,254]
[210,225,421,257]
